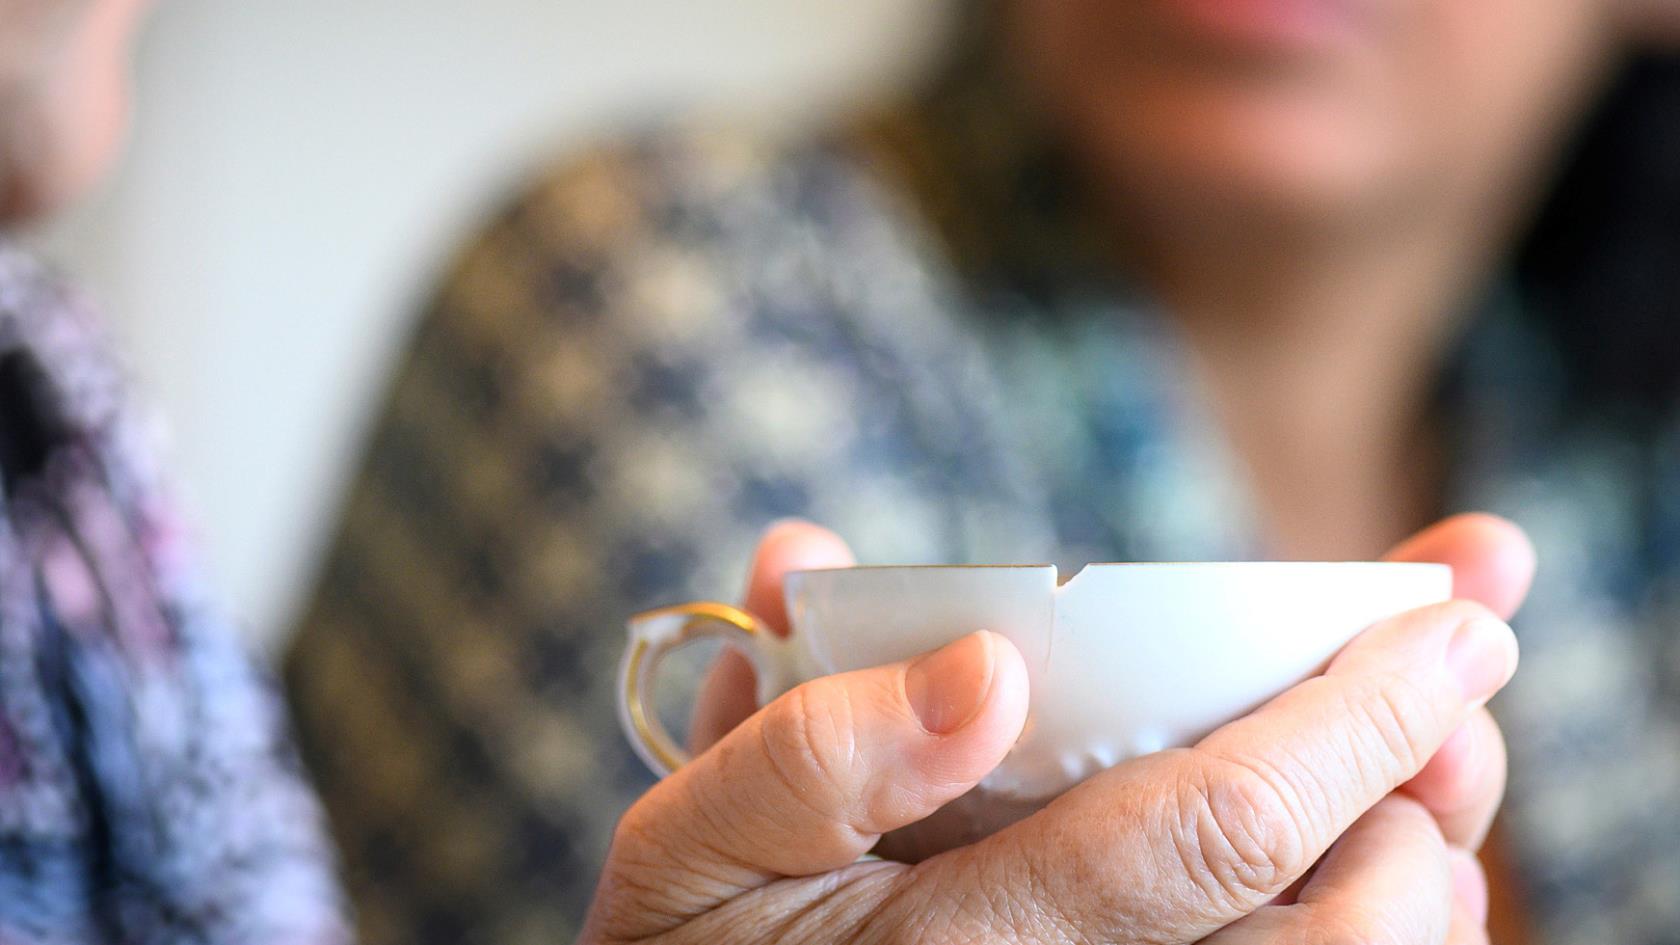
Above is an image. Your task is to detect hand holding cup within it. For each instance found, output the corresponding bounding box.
[582,515,1530,945]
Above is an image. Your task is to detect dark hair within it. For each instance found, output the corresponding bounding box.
[1515,53,1680,409]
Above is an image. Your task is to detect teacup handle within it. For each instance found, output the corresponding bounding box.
[618,601,776,777]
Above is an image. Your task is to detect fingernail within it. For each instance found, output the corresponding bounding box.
[1449,848,1490,925]
[1446,617,1517,704]
[905,631,997,735]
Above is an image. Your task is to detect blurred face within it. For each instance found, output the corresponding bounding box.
[0,0,148,222]
[1008,0,1638,235]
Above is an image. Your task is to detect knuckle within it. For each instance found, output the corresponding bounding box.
[1340,671,1441,780]
[761,678,860,797]
[1171,757,1310,907]
[611,796,652,849]
[892,855,1016,944]
[593,799,703,931]
[1006,829,1114,943]
[608,792,671,867]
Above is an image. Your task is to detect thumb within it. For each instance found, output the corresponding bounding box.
[597,630,1029,939]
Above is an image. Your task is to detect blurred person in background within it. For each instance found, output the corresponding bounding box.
[284,2,1680,945]
[1,1,347,942]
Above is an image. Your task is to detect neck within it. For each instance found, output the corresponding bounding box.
[1143,205,1500,446]
[1115,191,1519,556]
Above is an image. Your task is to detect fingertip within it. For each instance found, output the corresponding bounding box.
[900,631,1030,789]
[907,631,1030,742]
[1392,512,1526,558]
[1450,847,1490,925]
[743,520,857,635]
[1447,614,1519,706]
[1404,719,1480,809]
[1436,719,1480,774]
[1456,514,1536,618]
[1386,513,1536,620]
[1402,708,1507,850]
[906,632,1002,735]
[762,517,855,571]
[978,630,1031,739]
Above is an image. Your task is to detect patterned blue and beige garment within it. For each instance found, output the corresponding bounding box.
[281,76,1680,945]
[0,242,350,944]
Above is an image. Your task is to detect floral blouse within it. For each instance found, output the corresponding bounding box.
[0,242,349,945]
[284,47,1680,945]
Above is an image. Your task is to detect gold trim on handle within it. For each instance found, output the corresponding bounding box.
[635,601,767,631]
[623,638,684,774]
[622,601,765,776]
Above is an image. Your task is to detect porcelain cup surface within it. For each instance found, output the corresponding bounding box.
[619,562,1451,813]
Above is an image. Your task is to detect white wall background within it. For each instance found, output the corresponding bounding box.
[30,1,946,650]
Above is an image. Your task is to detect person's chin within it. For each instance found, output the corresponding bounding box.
[1,95,129,225]
[1085,95,1401,235]
[1,142,106,225]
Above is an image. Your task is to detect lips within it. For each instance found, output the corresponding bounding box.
[1149,0,1381,57]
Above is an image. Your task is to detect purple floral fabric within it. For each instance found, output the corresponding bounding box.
[0,241,349,945]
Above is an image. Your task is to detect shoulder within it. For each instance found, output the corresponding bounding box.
[0,242,160,525]
[0,243,208,634]
[497,119,899,250]
[425,119,947,350]
[404,118,987,468]
[0,242,127,442]
[363,120,1028,565]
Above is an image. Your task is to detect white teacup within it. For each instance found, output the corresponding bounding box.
[619,562,1450,824]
